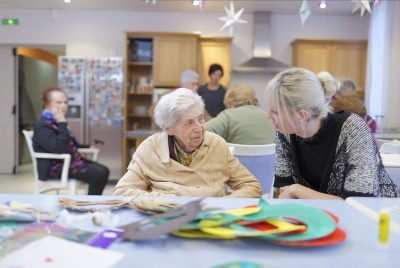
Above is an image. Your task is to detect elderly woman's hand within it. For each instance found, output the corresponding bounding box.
[50,106,66,123]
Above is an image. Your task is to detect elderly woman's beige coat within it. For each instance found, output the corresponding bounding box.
[113,131,262,198]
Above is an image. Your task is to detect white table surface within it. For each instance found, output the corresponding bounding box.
[1,194,400,268]
[381,154,400,167]
[346,197,400,234]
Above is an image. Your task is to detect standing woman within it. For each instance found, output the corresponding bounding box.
[265,68,399,199]
[197,63,227,118]
[32,87,109,195]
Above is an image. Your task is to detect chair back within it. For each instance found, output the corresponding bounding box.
[227,143,275,196]
[22,130,82,195]
[22,130,39,188]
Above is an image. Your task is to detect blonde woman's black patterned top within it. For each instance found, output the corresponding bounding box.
[273,111,399,198]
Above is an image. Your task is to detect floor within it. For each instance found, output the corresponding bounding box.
[0,164,117,196]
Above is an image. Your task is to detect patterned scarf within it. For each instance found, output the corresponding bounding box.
[41,109,86,178]
[174,137,199,167]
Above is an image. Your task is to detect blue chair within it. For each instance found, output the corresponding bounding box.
[227,143,275,197]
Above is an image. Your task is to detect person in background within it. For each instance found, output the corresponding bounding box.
[180,69,200,92]
[113,88,262,198]
[334,77,358,97]
[32,87,109,195]
[265,68,399,199]
[206,84,275,145]
[332,78,377,133]
[197,63,227,118]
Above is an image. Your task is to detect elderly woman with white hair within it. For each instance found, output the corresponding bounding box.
[266,67,399,199]
[113,88,262,198]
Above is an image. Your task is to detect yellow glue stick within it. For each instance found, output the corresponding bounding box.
[378,208,390,245]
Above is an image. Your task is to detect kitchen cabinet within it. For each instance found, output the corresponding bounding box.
[291,39,367,100]
[197,36,233,88]
[153,34,198,87]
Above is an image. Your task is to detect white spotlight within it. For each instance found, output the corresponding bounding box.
[192,0,200,6]
[319,1,327,9]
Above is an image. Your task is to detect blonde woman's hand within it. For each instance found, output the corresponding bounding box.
[278,185,298,199]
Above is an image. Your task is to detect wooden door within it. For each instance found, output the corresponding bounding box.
[0,46,17,173]
[291,40,332,74]
[153,34,198,87]
[332,42,367,99]
[198,37,233,88]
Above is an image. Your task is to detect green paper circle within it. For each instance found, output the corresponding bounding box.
[241,203,336,241]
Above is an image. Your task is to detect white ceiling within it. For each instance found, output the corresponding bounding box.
[0,0,363,16]
[5,0,368,56]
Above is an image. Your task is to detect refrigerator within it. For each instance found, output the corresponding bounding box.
[58,57,123,180]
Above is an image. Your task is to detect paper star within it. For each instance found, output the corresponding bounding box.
[299,0,312,27]
[352,0,372,17]
[218,1,247,36]
[145,0,156,5]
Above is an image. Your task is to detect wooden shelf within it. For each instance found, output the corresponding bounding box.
[127,113,151,118]
[127,92,153,96]
[128,61,152,66]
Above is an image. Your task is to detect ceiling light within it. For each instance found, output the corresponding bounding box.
[64,0,71,3]
[319,1,327,9]
[192,0,200,6]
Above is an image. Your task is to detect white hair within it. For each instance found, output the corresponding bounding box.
[154,88,205,130]
[180,70,199,86]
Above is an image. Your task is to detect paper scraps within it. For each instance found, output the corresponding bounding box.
[0,235,123,268]
[119,198,201,241]
[172,199,346,247]
[1,201,58,222]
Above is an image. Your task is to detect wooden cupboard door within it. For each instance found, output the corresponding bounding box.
[153,35,198,87]
[292,39,367,100]
[198,37,233,88]
[332,43,367,98]
[292,42,332,74]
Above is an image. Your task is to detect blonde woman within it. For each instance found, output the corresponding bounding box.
[206,84,275,145]
[265,68,399,199]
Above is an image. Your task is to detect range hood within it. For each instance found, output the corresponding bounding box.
[233,11,290,73]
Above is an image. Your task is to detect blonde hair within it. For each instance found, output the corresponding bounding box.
[265,67,336,119]
[223,84,259,108]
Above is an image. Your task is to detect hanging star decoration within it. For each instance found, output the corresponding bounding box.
[218,1,247,36]
[299,0,312,27]
[145,0,157,5]
[351,0,372,17]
